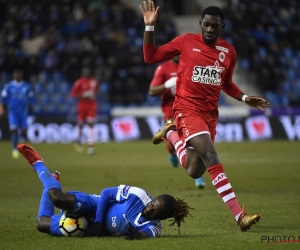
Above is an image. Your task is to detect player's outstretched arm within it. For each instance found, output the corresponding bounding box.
[139,0,160,46]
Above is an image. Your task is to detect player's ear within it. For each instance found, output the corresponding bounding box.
[221,23,226,29]
[199,20,202,27]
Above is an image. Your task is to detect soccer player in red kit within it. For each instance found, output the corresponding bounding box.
[70,67,99,154]
[149,55,206,189]
[139,1,270,231]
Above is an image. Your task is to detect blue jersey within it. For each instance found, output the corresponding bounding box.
[100,185,162,238]
[1,80,35,114]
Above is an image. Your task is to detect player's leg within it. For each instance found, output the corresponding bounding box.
[155,121,206,187]
[86,103,97,155]
[86,122,95,154]
[19,112,28,142]
[166,140,179,167]
[17,144,76,210]
[65,191,99,216]
[184,148,206,188]
[156,111,260,230]
[37,214,65,236]
[8,112,19,158]
[75,106,85,152]
[36,188,54,234]
[189,134,260,231]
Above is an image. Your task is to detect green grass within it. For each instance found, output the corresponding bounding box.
[0,140,299,250]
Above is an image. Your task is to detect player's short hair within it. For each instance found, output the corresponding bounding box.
[160,194,194,234]
[201,6,225,21]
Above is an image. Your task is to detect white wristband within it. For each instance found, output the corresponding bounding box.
[242,94,248,102]
[145,25,154,31]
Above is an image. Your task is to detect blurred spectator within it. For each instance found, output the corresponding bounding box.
[223,0,300,107]
[0,0,177,112]
[1,0,298,114]
[0,69,35,158]
[70,66,99,155]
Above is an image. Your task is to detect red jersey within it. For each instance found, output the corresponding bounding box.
[70,77,99,107]
[144,34,242,111]
[150,60,178,117]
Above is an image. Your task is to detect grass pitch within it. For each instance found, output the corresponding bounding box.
[0,140,299,250]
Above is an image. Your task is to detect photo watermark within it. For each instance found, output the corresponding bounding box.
[261,235,300,244]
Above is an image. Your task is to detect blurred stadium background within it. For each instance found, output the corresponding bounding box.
[0,1,300,249]
[0,0,299,142]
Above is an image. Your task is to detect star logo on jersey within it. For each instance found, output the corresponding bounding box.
[192,60,225,85]
[209,61,225,75]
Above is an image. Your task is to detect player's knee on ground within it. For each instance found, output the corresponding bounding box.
[48,189,74,210]
[36,217,51,234]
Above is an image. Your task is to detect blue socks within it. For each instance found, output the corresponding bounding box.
[33,162,61,191]
[37,189,54,218]
[11,133,18,150]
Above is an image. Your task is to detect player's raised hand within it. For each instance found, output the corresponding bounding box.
[245,96,270,111]
[139,0,159,25]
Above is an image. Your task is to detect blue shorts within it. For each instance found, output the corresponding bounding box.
[8,112,28,130]
[66,191,99,218]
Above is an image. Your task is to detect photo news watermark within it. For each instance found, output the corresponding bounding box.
[261,235,300,244]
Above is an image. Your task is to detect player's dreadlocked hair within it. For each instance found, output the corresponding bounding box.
[159,194,194,234]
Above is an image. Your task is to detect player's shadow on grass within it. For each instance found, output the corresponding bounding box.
[161,234,211,238]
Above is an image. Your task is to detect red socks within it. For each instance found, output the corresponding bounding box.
[208,163,243,221]
[167,131,186,169]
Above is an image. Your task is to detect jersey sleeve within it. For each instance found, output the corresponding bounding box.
[150,64,165,87]
[222,48,243,99]
[139,222,162,238]
[143,35,185,64]
[70,80,81,97]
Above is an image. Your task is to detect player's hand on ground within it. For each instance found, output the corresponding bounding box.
[139,0,159,25]
[84,222,105,237]
[245,96,270,111]
[125,223,143,240]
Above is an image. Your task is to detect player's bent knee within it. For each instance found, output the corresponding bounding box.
[48,189,68,208]
[36,217,51,234]
[186,166,205,179]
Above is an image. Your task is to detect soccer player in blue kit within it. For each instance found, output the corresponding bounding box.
[0,69,35,158]
[18,143,192,239]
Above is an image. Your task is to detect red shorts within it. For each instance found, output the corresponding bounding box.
[77,103,97,123]
[174,104,218,146]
